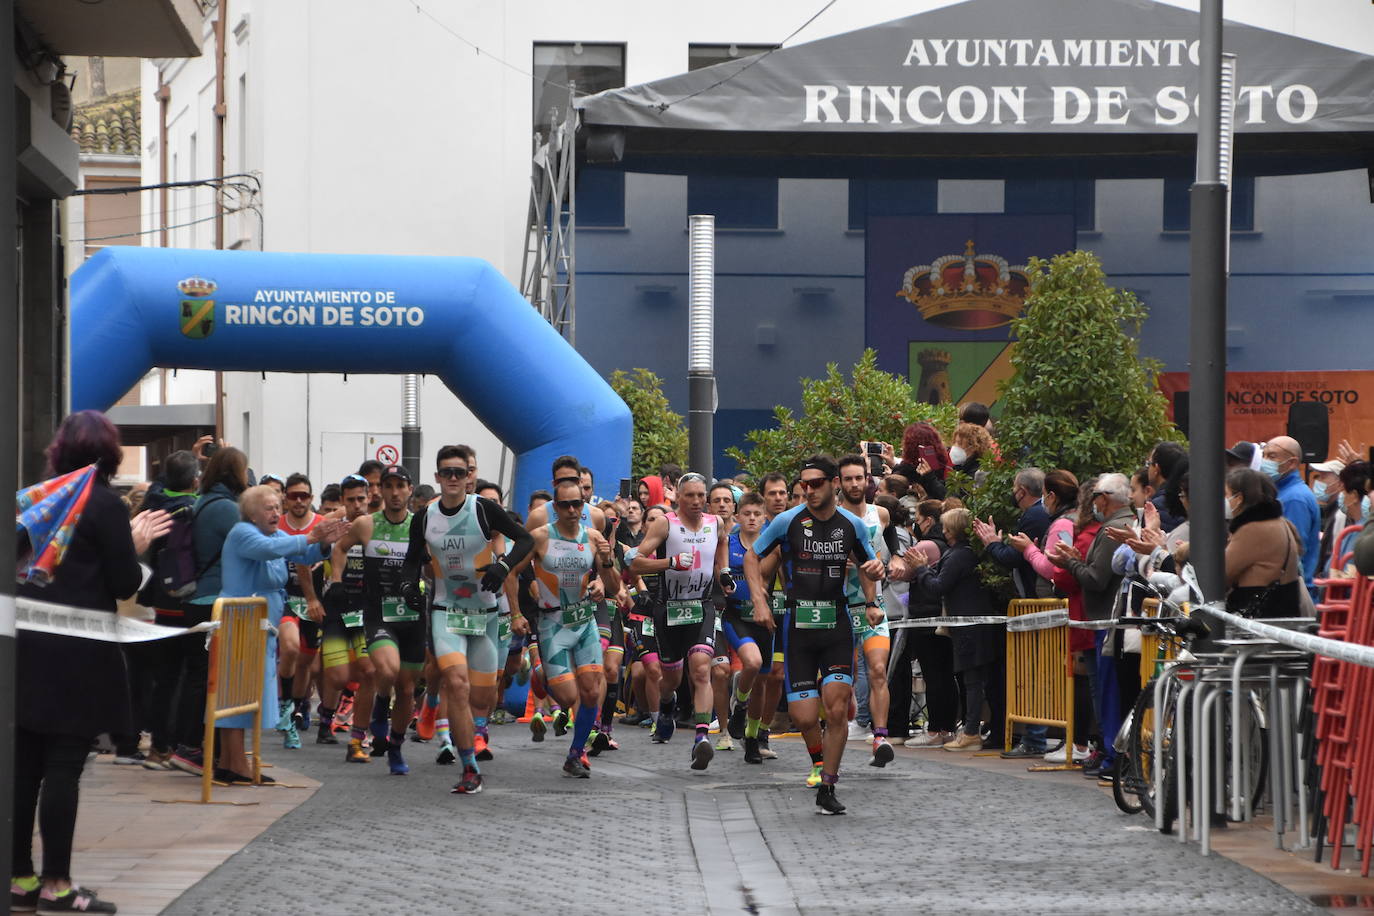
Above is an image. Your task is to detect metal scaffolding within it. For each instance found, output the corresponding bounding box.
[520,85,577,344]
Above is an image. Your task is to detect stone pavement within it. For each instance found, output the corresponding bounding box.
[164,722,1322,916]
[35,754,319,916]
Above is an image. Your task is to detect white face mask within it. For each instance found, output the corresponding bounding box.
[1223,495,1235,520]
[949,445,968,466]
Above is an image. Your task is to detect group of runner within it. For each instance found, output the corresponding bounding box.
[269,446,897,814]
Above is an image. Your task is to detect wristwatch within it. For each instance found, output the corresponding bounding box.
[600,560,615,569]
[864,601,880,609]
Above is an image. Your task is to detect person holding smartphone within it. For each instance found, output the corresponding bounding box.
[892,422,950,501]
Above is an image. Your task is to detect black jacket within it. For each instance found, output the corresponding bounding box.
[892,460,947,500]
[911,541,999,671]
[16,482,141,738]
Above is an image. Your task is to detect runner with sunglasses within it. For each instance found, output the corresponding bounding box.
[631,472,731,771]
[318,474,376,757]
[745,455,884,815]
[509,479,621,777]
[277,473,326,749]
[400,446,533,795]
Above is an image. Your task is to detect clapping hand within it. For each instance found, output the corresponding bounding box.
[903,545,929,569]
[971,516,1003,546]
[1007,532,1032,553]
[1049,540,1082,566]
[1142,500,1161,532]
[130,509,173,554]
[1338,439,1365,466]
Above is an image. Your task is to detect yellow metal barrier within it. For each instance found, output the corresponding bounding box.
[1137,598,1190,688]
[1003,598,1074,770]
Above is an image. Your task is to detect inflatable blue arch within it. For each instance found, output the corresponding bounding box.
[70,246,631,507]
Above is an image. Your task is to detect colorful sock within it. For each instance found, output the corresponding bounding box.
[350,726,366,742]
[571,704,597,752]
[458,748,479,773]
[13,876,38,892]
[873,727,888,739]
[735,686,751,705]
[745,716,762,739]
[807,743,824,765]
[821,771,839,786]
[436,718,451,745]
[425,692,441,709]
[474,716,488,739]
[694,711,710,742]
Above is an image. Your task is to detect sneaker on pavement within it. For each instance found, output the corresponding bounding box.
[562,753,591,779]
[1043,743,1089,764]
[652,712,675,744]
[315,723,339,745]
[1082,751,1108,777]
[435,742,457,765]
[715,735,734,752]
[552,709,570,737]
[815,784,846,815]
[141,749,174,770]
[903,731,950,748]
[112,751,146,765]
[690,738,714,771]
[36,885,117,914]
[1000,741,1047,759]
[942,733,983,751]
[275,699,293,732]
[589,730,612,757]
[11,878,39,913]
[416,700,438,741]
[346,739,370,763]
[451,765,483,794]
[169,747,204,776]
[283,723,301,750]
[870,738,895,768]
[475,734,493,761]
[743,736,762,764]
[530,714,547,743]
[387,742,409,776]
[758,729,777,759]
[846,721,874,742]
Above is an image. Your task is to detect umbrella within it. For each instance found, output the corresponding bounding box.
[15,464,99,586]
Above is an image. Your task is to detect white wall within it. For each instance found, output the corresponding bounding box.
[134,0,1373,487]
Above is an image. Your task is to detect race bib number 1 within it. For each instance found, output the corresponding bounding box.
[666,600,704,627]
[794,600,837,630]
[445,611,488,636]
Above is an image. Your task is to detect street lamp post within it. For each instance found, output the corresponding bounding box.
[1189,0,1235,607]
[1,0,19,895]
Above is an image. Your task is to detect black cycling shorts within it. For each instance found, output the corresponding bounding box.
[651,600,718,667]
[362,600,427,670]
[780,604,856,702]
[721,603,774,673]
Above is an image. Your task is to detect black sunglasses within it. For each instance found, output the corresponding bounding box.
[437,467,470,480]
[285,491,312,501]
[555,499,584,510]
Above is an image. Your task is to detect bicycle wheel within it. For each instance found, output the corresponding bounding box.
[1220,690,1269,820]
[1127,677,1181,833]
[1112,755,1143,815]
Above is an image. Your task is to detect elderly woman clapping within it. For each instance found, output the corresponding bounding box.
[216,485,344,782]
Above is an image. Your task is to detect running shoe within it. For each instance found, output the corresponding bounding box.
[370,696,391,743]
[758,729,778,760]
[435,742,457,765]
[815,784,846,816]
[805,764,823,788]
[475,734,493,761]
[416,699,438,740]
[552,709,569,737]
[587,730,604,757]
[169,746,205,776]
[35,884,118,913]
[743,736,762,764]
[529,713,547,743]
[715,735,735,752]
[489,709,511,726]
[316,723,339,745]
[11,877,38,913]
[346,739,371,763]
[369,737,389,758]
[112,751,146,765]
[283,722,301,750]
[296,701,312,731]
[451,766,483,795]
[562,753,591,779]
[387,742,409,776]
[690,737,714,771]
[590,731,614,755]
[619,711,651,727]
[335,694,355,731]
[652,710,675,745]
[275,699,293,732]
[142,749,174,770]
[727,703,747,740]
[870,738,895,768]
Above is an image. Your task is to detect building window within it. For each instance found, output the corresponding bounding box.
[687,43,776,70]
[937,179,1004,214]
[848,179,938,229]
[1162,175,1256,232]
[534,43,626,227]
[1002,178,1096,230]
[685,44,779,230]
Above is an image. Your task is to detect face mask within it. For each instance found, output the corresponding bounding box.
[949,445,968,466]
[1312,481,1328,501]
[1092,505,1105,523]
[1260,458,1282,480]
[1363,495,1372,520]
[1223,496,1234,520]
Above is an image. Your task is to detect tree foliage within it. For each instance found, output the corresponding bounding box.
[726,349,958,481]
[968,249,1182,550]
[609,368,688,480]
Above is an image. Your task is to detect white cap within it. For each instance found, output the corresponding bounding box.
[1310,459,1346,473]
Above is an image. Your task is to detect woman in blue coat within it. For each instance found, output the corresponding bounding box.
[217,485,343,781]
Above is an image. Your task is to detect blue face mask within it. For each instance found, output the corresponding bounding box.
[1260,458,1282,480]
[1363,495,1372,520]
[1312,481,1327,500]
[1092,505,1105,523]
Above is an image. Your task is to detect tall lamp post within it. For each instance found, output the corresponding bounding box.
[1188,0,1236,608]
[687,215,716,479]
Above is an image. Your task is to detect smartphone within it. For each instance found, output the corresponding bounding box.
[1057,530,1073,547]
[202,441,219,458]
[866,441,883,456]
[619,477,633,500]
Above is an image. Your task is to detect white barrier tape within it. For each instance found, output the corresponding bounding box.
[1199,603,1374,669]
[17,597,220,643]
[889,613,1119,632]
[889,616,1007,629]
[0,594,14,638]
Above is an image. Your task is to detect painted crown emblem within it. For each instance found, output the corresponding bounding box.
[178,276,217,297]
[896,240,1030,330]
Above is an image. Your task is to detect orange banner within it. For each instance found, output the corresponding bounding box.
[1158,371,1374,461]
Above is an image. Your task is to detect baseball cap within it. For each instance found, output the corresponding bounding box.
[1225,441,1257,465]
[381,464,412,484]
[1310,459,1346,474]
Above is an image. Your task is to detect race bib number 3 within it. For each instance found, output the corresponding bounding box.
[342,610,364,629]
[445,610,488,636]
[794,600,837,630]
[382,598,418,623]
[666,600,704,627]
[560,599,597,628]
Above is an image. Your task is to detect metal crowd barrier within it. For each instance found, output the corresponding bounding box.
[1003,599,1074,768]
